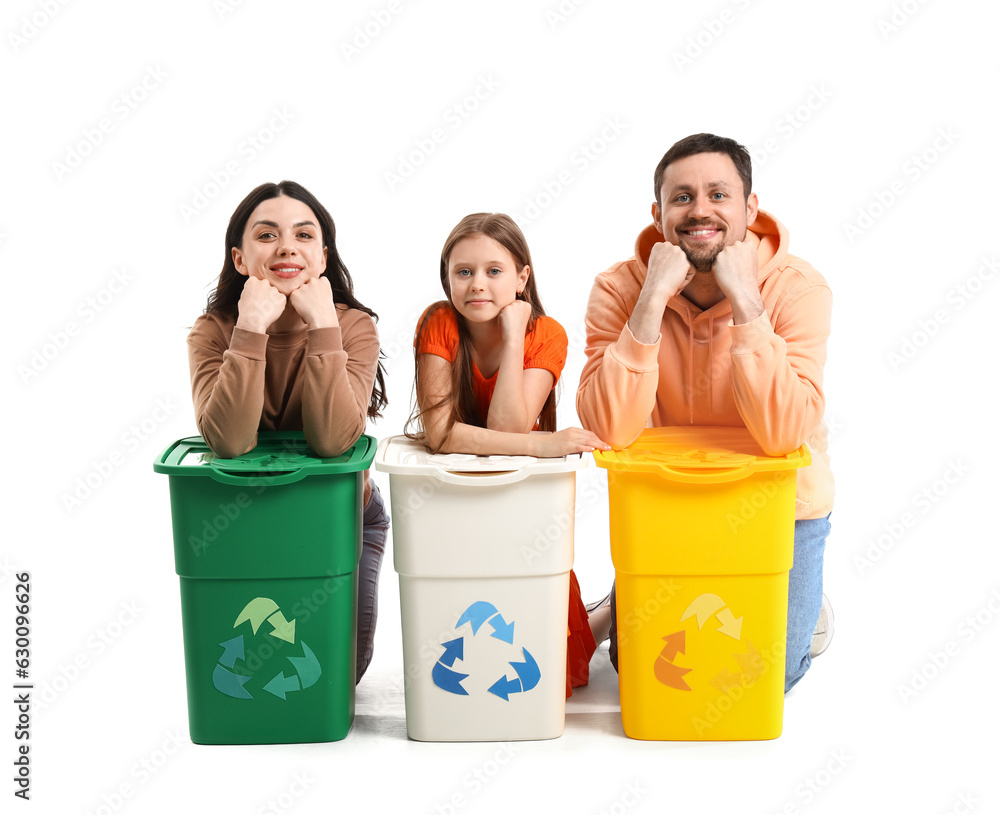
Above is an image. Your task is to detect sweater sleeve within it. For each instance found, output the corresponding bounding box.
[576,271,661,449]
[300,310,381,458]
[187,315,267,459]
[728,284,832,456]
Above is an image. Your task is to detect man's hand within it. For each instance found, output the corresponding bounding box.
[712,239,764,324]
[628,242,695,344]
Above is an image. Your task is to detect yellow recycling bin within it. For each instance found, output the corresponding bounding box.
[593,427,810,741]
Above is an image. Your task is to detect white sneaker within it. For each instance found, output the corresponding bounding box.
[810,594,834,658]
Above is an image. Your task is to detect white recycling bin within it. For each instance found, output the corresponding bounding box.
[374,435,587,741]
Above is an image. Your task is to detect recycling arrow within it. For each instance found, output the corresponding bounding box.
[286,641,322,689]
[487,613,514,644]
[488,648,540,701]
[213,664,253,699]
[439,638,464,667]
[266,610,296,644]
[218,635,245,669]
[715,608,743,640]
[457,601,499,635]
[487,675,522,701]
[654,657,692,691]
[510,648,540,692]
[681,594,726,628]
[263,671,301,700]
[660,631,686,662]
[432,661,470,695]
[234,597,279,634]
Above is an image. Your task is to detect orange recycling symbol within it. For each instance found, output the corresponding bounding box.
[653,593,762,692]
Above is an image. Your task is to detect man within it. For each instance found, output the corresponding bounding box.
[577,133,834,691]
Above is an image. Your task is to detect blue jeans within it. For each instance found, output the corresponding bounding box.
[356,482,389,684]
[784,514,830,691]
[608,514,830,693]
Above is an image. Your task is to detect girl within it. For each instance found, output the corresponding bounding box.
[410,212,610,696]
[187,180,388,683]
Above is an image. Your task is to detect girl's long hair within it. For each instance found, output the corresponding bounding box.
[408,213,556,448]
[205,180,387,418]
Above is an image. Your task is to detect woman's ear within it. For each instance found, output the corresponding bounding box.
[232,246,249,276]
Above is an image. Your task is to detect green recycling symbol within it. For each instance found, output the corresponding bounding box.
[212,597,322,701]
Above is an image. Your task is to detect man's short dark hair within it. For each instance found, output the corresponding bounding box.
[653,133,752,206]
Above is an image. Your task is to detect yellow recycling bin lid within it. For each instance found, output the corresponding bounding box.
[592,426,810,482]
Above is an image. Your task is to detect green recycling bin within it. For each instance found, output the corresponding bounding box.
[154,432,376,744]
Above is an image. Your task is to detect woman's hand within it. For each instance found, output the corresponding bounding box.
[497,299,532,345]
[289,276,339,329]
[531,427,611,458]
[235,276,288,333]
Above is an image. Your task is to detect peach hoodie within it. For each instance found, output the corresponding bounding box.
[577,210,834,520]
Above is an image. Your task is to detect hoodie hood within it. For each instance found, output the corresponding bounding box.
[633,208,789,292]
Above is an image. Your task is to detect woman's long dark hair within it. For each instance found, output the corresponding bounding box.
[205,180,386,418]
[408,213,556,448]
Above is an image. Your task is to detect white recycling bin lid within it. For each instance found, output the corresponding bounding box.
[374,435,587,486]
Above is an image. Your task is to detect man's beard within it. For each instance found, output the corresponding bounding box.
[681,244,721,274]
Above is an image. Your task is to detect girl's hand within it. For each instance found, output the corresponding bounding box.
[531,427,611,458]
[289,276,339,329]
[497,299,532,345]
[236,276,287,333]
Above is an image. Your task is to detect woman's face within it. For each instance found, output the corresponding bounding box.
[232,195,328,295]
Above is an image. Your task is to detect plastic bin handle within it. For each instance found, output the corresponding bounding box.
[650,462,757,484]
[203,467,311,487]
[430,466,533,487]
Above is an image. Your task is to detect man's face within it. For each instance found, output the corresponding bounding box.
[652,151,758,273]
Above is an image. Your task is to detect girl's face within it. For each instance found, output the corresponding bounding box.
[446,234,529,323]
[232,195,328,295]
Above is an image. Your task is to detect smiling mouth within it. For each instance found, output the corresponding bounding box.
[271,266,303,279]
[680,227,721,240]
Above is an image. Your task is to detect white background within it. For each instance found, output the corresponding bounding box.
[3,0,998,812]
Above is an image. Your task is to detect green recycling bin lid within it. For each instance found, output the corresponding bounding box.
[154,432,376,486]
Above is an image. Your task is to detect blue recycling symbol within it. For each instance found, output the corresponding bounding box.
[432,601,541,701]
